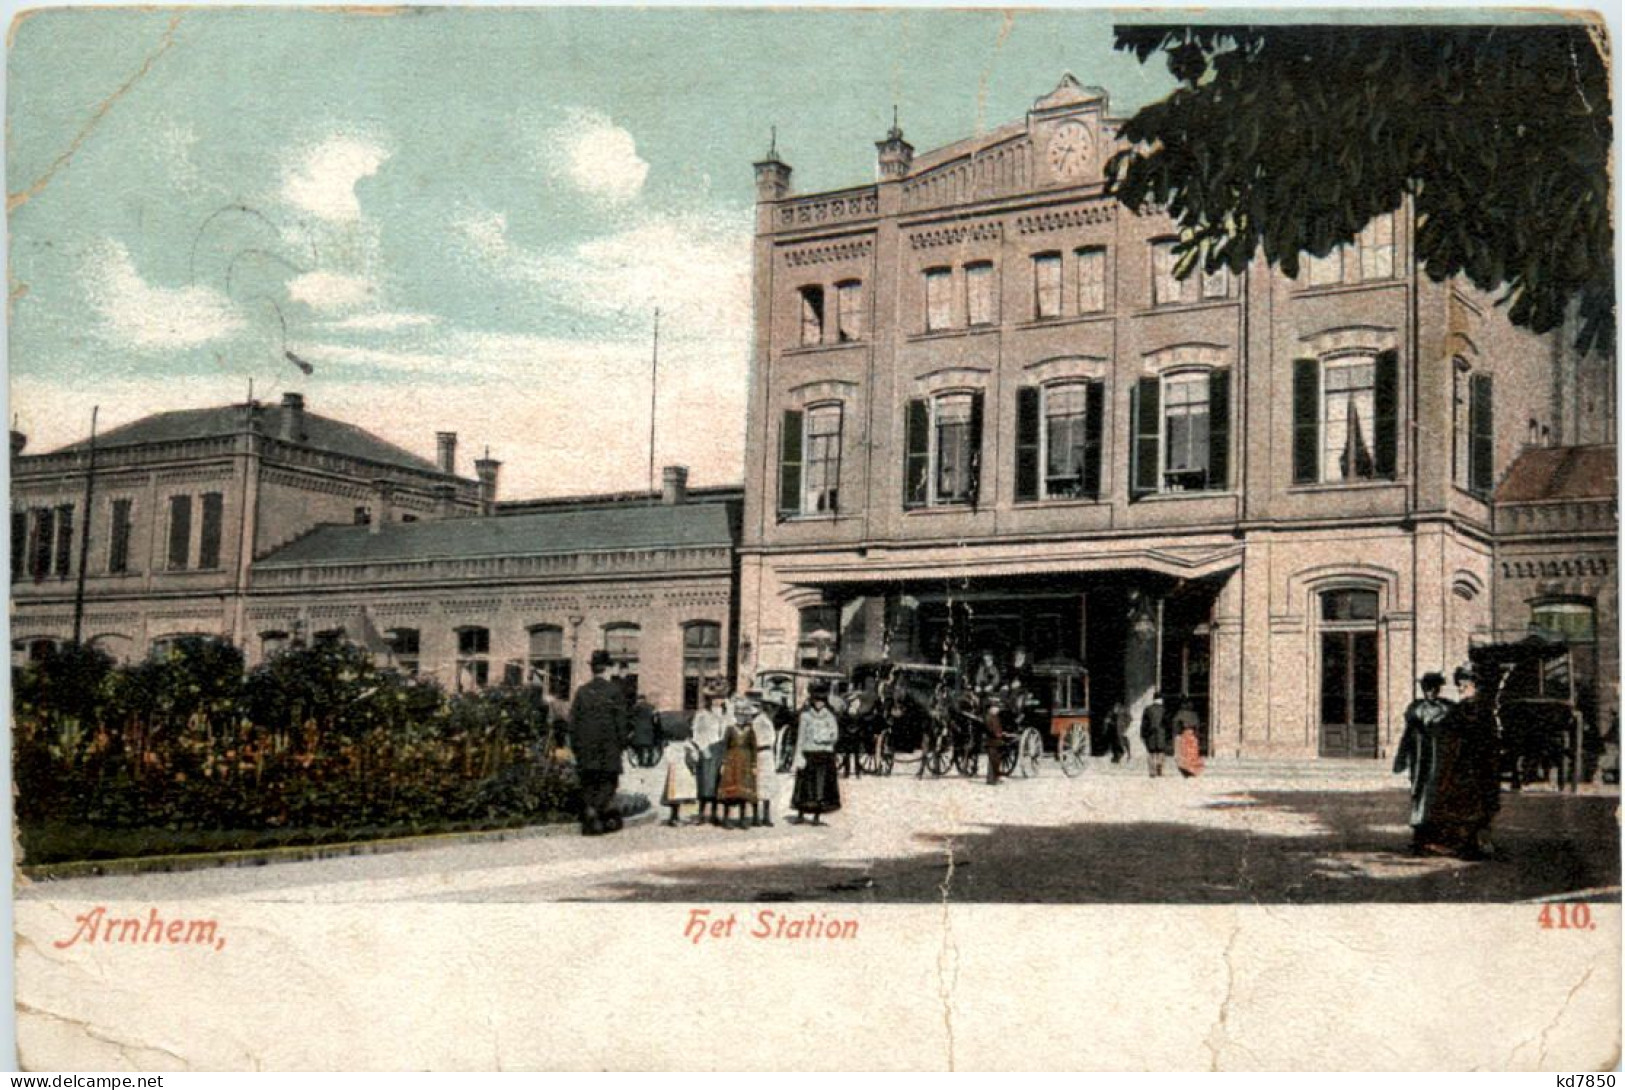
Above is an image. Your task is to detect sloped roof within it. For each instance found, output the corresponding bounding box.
[256,500,736,567]
[51,403,445,476]
[1494,445,1617,504]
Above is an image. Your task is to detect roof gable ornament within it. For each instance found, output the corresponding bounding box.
[1032,72,1107,115]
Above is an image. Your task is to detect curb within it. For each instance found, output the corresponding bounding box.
[22,793,654,883]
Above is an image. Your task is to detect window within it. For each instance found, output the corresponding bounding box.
[1151,239,1196,306]
[1307,248,1343,287]
[1162,374,1211,488]
[527,625,570,697]
[1075,247,1106,313]
[388,627,421,676]
[835,280,862,342]
[798,606,839,670]
[1453,361,1472,487]
[1017,382,1104,501]
[52,504,73,578]
[1531,601,1596,643]
[1468,372,1495,496]
[1033,252,1062,318]
[1201,264,1232,300]
[1292,352,1399,484]
[603,624,640,697]
[1131,371,1231,494]
[1319,589,1381,758]
[10,510,24,583]
[778,404,844,518]
[904,392,984,508]
[802,404,843,515]
[198,492,224,570]
[965,262,996,326]
[108,498,133,574]
[354,506,371,526]
[456,626,490,690]
[682,622,723,711]
[260,630,290,659]
[799,286,825,346]
[925,268,953,331]
[29,507,54,581]
[1358,214,1395,280]
[166,495,192,570]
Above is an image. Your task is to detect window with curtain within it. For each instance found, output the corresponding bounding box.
[1162,373,1212,487]
[1075,247,1106,313]
[682,622,723,710]
[456,626,490,689]
[925,268,953,331]
[799,286,825,346]
[835,280,862,342]
[1044,383,1090,498]
[934,393,977,504]
[801,403,843,515]
[1033,253,1062,318]
[965,262,996,326]
[904,392,984,508]
[527,625,570,697]
[1322,358,1379,482]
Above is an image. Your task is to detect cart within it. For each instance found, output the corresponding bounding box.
[1468,634,1584,792]
[1007,658,1091,777]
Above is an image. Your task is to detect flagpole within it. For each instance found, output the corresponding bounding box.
[70,405,99,646]
[647,307,661,500]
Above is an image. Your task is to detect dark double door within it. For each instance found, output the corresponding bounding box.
[1320,629,1380,758]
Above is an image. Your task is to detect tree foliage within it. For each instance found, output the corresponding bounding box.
[1106,23,1614,354]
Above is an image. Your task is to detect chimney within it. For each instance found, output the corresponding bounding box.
[474,453,501,516]
[431,483,458,519]
[661,464,689,506]
[370,479,395,534]
[435,431,458,475]
[10,430,26,458]
[280,392,307,442]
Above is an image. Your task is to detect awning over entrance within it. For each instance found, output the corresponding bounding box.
[772,537,1244,587]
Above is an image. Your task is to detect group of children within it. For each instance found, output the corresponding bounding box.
[658,683,842,828]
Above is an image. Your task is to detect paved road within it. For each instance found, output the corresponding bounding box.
[20,759,1619,904]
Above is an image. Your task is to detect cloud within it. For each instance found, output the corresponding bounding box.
[319,311,438,333]
[548,111,649,204]
[280,135,389,222]
[287,270,375,312]
[454,205,753,343]
[83,240,245,350]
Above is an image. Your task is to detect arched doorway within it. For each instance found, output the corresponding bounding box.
[1318,588,1381,758]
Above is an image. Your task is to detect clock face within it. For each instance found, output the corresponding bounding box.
[1047,121,1094,182]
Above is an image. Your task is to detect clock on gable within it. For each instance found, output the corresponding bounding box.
[1046,120,1095,184]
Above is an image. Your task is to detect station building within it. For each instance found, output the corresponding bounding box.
[735,75,1610,758]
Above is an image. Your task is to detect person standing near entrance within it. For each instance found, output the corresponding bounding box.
[690,687,729,826]
[1171,698,1204,778]
[1140,693,1169,778]
[1426,665,1503,860]
[1106,700,1133,763]
[790,682,842,824]
[569,649,632,836]
[1392,671,1452,853]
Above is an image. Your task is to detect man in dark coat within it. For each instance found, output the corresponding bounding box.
[1426,665,1503,860]
[1140,693,1169,778]
[1392,672,1453,853]
[570,649,632,836]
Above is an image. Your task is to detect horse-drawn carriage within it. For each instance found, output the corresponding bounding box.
[1468,635,1586,791]
[753,668,850,772]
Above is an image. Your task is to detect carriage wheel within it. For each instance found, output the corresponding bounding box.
[999,736,1021,777]
[958,741,981,778]
[1060,725,1088,778]
[775,727,797,774]
[923,732,952,777]
[1016,728,1043,778]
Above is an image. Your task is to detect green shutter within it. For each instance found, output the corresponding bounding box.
[967,391,985,507]
[777,409,803,516]
[1374,350,1399,479]
[1132,376,1161,495]
[1293,358,1320,484]
[1083,380,1105,498]
[1015,386,1040,502]
[1470,372,1495,495]
[1207,368,1230,490]
[904,398,929,508]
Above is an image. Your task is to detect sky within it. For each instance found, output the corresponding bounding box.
[5,7,1191,497]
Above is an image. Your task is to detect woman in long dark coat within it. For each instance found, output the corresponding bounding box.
[791,684,842,824]
[1424,666,1502,860]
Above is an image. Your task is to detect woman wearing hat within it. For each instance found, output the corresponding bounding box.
[790,682,842,824]
[1425,665,1502,859]
[717,699,760,829]
[689,684,730,825]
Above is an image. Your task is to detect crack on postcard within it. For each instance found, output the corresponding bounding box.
[937,835,959,1071]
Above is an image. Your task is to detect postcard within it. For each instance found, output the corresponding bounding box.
[8,6,1618,1070]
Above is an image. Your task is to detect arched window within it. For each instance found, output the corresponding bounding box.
[386,627,421,676]
[682,621,723,711]
[528,624,571,698]
[603,623,640,698]
[456,626,490,690]
[1318,588,1381,758]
